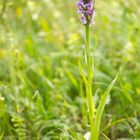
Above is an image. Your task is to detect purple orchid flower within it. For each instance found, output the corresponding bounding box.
[77,0,95,26]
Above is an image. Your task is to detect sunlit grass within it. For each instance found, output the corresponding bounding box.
[0,0,140,139]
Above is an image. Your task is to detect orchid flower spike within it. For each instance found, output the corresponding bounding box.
[77,0,95,26]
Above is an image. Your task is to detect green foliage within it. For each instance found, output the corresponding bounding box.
[0,0,140,139]
[0,95,6,117]
[94,75,118,140]
[11,115,26,140]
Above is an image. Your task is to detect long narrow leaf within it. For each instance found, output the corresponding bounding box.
[94,74,118,140]
[78,59,88,85]
[0,133,4,140]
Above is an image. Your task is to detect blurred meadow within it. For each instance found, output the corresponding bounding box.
[0,0,140,139]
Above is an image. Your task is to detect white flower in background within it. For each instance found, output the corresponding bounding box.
[84,132,90,140]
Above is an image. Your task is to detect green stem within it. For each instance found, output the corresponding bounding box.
[85,25,95,140]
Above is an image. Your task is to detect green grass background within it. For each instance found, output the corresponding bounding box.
[0,0,140,139]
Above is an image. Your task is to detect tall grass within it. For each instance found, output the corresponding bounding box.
[0,0,140,139]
